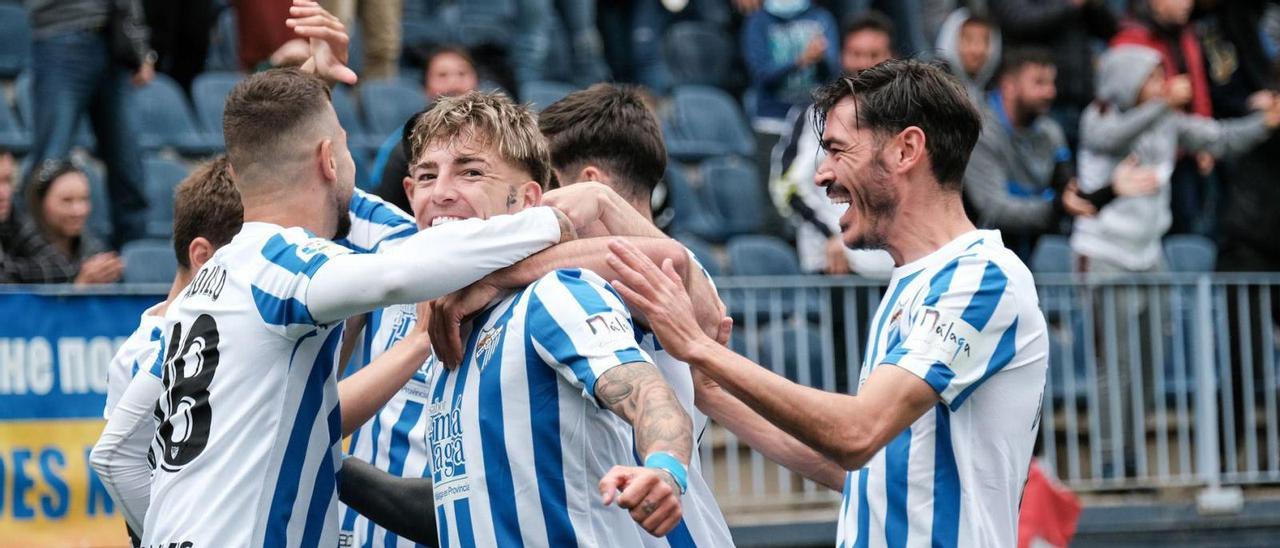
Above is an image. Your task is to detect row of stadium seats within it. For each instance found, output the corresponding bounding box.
[1030,235,1219,274]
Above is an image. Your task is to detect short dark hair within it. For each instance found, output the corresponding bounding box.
[172,156,243,269]
[538,84,667,201]
[842,10,895,45]
[812,59,982,189]
[222,68,332,174]
[998,47,1056,81]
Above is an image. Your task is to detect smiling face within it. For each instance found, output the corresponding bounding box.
[815,98,900,250]
[425,51,479,100]
[405,130,541,228]
[41,170,92,240]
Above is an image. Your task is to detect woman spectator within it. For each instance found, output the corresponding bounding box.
[14,161,122,285]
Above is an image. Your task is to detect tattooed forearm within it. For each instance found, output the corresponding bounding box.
[596,363,692,462]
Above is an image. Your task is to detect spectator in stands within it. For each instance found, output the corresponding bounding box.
[1073,45,1280,474]
[11,160,122,285]
[839,10,894,75]
[936,9,1001,104]
[403,0,554,98]
[989,0,1118,148]
[143,0,215,93]
[1112,0,1219,235]
[25,0,153,248]
[830,0,927,57]
[319,0,402,80]
[599,0,732,92]
[742,0,840,134]
[369,46,482,210]
[962,48,1096,260]
[423,45,479,101]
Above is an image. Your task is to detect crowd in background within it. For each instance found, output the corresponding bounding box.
[1,0,1280,287]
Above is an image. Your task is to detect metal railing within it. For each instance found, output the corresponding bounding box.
[701,273,1280,513]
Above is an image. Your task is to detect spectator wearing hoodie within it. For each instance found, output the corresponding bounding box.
[742,0,840,133]
[962,48,1097,260]
[936,9,1002,105]
[1073,45,1280,474]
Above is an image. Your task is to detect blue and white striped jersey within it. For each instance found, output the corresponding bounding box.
[144,222,353,548]
[425,268,684,547]
[103,302,166,419]
[836,230,1048,548]
[336,189,418,254]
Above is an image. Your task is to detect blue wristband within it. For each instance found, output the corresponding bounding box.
[644,452,688,495]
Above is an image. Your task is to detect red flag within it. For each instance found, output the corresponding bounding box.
[1018,460,1082,548]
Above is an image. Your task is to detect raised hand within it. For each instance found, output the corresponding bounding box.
[286,0,358,85]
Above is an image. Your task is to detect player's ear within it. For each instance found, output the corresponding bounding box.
[519,180,542,208]
[318,139,339,183]
[187,237,216,271]
[891,126,928,176]
[578,165,608,186]
[402,176,415,203]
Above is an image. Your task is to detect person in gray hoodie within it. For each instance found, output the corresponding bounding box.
[935,8,1002,104]
[1072,44,1280,275]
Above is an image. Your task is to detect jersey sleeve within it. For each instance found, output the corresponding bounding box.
[335,189,418,254]
[103,321,165,419]
[525,269,653,405]
[250,229,354,338]
[880,253,1023,411]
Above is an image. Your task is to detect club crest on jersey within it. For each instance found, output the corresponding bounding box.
[473,325,503,371]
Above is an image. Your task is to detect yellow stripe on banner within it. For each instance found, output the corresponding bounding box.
[0,419,132,548]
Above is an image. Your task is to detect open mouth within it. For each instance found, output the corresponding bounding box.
[429,216,466,227]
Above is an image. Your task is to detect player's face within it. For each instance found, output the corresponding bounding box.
[42,171,91,240]
[841,30,891,74]
[406,135,539,228]
[816,98,899,250]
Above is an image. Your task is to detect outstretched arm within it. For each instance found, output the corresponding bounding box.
[337,304,432,436]
[595,363,693,538]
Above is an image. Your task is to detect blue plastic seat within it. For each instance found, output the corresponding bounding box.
[663,85,755,161]
[130,74,218,155]
[192,71,242,147]
[664,164,727,243]
[361,79,427,138]
[0,3,31,78]
[520,80,576,112]
[1163,234,1217,272]
[143,157,191,238]
[121,239,179,284]
[662,22,735,89]
[725,235,818,322]
[697,156,768,237]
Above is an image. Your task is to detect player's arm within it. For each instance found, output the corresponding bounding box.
[596,362,692,537]
[90,371,166,533]
[430,237,726,367]
[337,456,438,546]
[541,182,667,238]
[607,240,950,471]
[306,206,574,324]
[336,304,431,436]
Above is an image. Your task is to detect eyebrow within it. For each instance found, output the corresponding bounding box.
[453,156,489,168]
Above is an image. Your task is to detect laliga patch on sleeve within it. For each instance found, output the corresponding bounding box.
[298,238,350,259]
[900,307,981,373]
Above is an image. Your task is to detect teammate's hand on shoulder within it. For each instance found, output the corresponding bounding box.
[429,282,505,369]
[286,0,358,85]
[599,465,683,537]
[606,239,711,362]
[542,182,616,238]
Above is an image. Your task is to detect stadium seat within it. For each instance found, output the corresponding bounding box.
[663,85,755,161]
[758,321,826,385]
[662,22,735,89]
[1031,235,1072,274]
[520,80,575,112]
[1164,234,1217,272]
[192,71,242,146]
[143,157,190,238]
[725,234,818,321]
[697,156,767,237]
[82,162,113,243]
[129,74,219,155]
[664,164,727,242]
[331,84,382,155]
[121,239,179,284]
[674,232,723,278]
[0,99,29,153]
[0,3,31,77]
[360,79,427,140]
